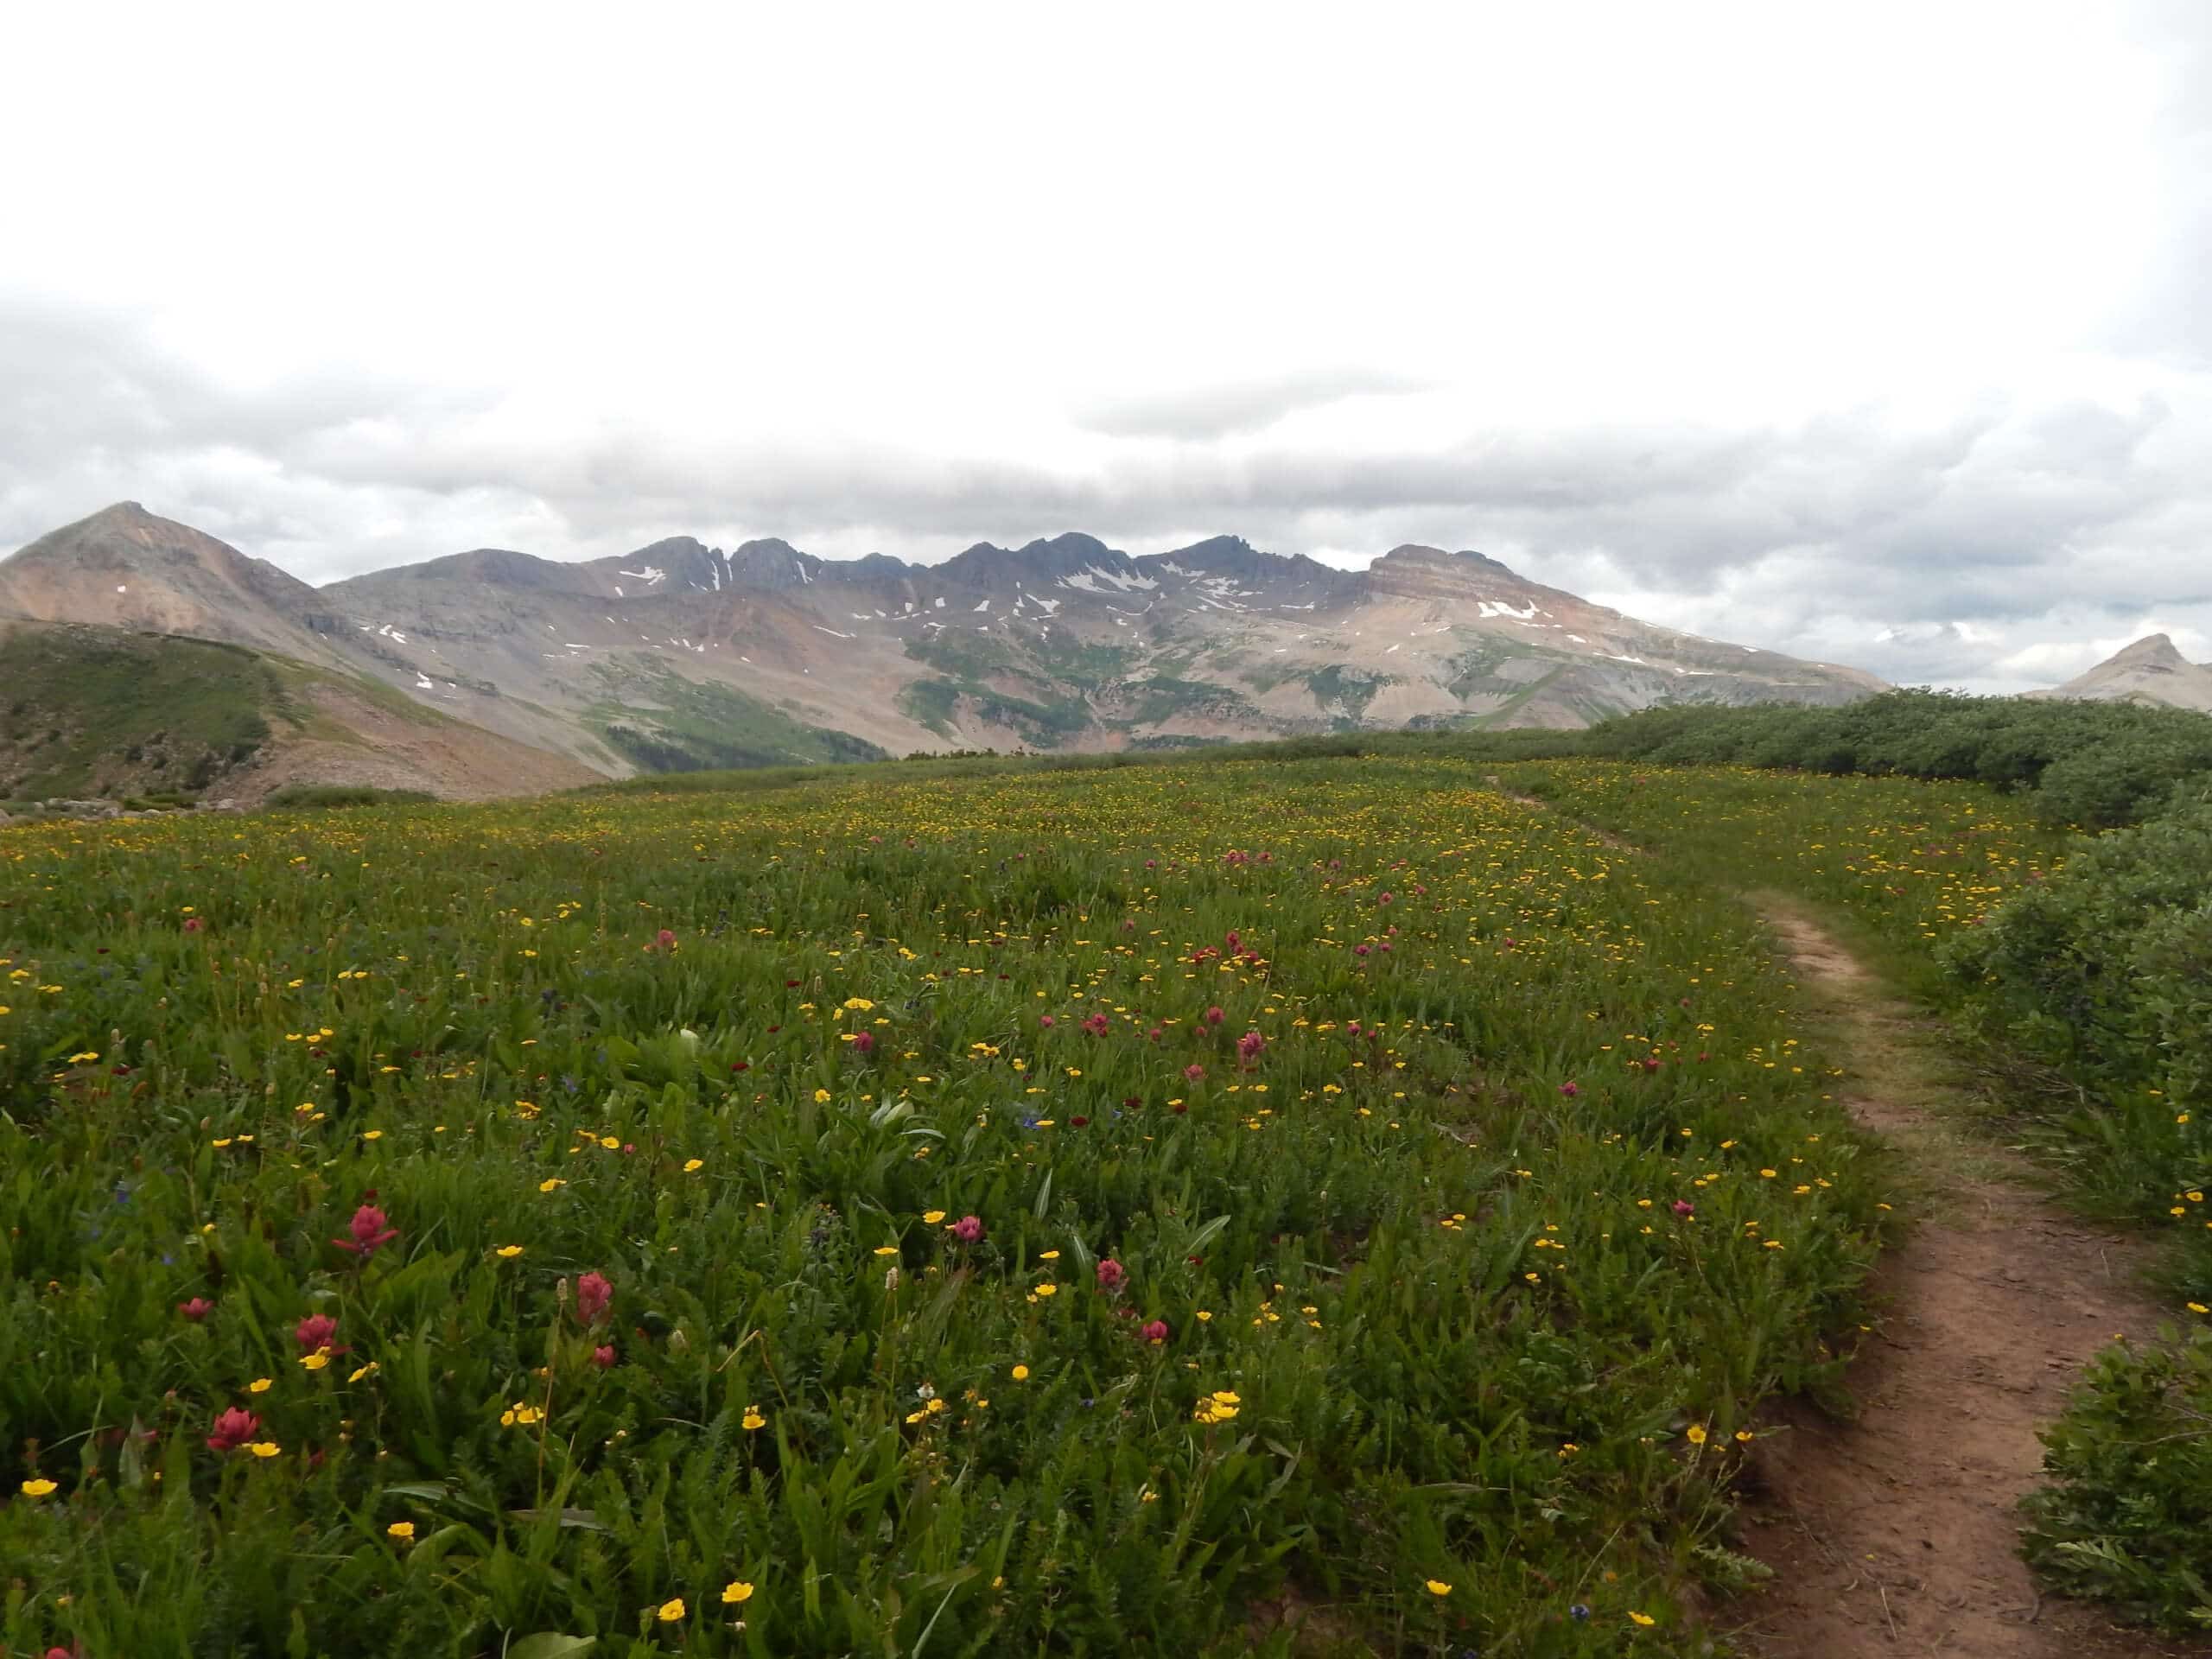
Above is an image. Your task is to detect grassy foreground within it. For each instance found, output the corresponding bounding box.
[1,753,2048,1656]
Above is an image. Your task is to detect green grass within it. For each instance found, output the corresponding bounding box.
[893,677,961,739]
[1304,665,1388,720]
[0,626,278,798]
[1115,677,1263,729]
[903,631,1020,683]
[10,721,2206,1649]
[1031,636,1139,685]
[584,662,887,772]
[0,752,1910,1656]
[1488,760,2212,1619]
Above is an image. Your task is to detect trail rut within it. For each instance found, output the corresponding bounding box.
[1732,900,2206,1659]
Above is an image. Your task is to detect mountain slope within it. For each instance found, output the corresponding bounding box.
[0,503,341,660]
[0,506,623,772]
[2031,633,2212,713]
[320,527,1883,760]
[0,620,596,805]
[7,505,1889,779]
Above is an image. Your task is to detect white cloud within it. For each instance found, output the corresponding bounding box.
[1,0,2208,696]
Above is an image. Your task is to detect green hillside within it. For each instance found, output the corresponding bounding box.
[0,625,283,799]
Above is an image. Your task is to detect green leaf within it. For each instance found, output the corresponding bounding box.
[509,1507,609,1532]
[505,1637,596,1659]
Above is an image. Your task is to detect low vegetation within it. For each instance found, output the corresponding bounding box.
[0,626,276,798]
[584,664,887,772]
[1499,754,2212,1630]
[3,753,1908,1656]
[264,785,439,810]
[5,690,2210,1648]
[1567,688,2212,829]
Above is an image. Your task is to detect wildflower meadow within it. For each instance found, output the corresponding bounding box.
[0,749,2138,1655]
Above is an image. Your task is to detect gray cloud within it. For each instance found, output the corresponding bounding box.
[3,290,2209,696]
[1074,369,1435,440]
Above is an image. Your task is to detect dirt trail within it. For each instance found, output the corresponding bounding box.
[1733,899,2205,1659]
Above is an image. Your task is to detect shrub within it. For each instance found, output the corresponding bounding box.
[2019,1329,2212,1630]
[262,784,437,810]
[1938,797,2212,1238]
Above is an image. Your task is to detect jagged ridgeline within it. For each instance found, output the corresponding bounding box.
[0,505,1885,788]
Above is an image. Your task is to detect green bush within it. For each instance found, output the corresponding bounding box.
[262,785,438,810]
[2020,1328,2212,1630]
[1576,690,2212,829]
[1937,796,2212,1268]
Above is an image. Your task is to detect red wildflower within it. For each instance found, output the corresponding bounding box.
[1095,1258,1127,1293]
[656,929,677,950]
[575,1270,613,1328]
[293,1313,340,1352]
[1068,1114,1090,1128]
[951,1214,985,1244]
[182,915,205,933]
[1141,1319,1170,1344]
[333,1204,398,1258]
[207,1408,262,1452]
[851,1030,875,1055]
[592,1344,616,1370]
[177,1296,213,1322]
[1236,1030,1266,1065]
[1184,1064,1205,1083]
[1672,1200,1695,1218]
[1204,1006,1224,1027]
[1081,1013,1109,1036]
[1038,1014,1055,1029]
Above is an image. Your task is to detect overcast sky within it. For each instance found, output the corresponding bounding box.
[3,1,2208,691]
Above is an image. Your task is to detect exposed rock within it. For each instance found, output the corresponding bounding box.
[3,503,1891,779]
[2031,632,2212,712]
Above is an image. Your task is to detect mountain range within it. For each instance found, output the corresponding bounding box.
[0,502,1897,798]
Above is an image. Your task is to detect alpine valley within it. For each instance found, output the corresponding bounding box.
[0,502,1887,800]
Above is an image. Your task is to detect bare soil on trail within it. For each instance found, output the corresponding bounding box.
[1732,901,2208,1659]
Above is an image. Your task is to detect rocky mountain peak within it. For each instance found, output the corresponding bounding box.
[0,502,329,658]
[724,538,818,591]
[2037,632,2212,712]
[2107,632,2190,669]
[943,533,1135,587]
[1372,543,1522,578]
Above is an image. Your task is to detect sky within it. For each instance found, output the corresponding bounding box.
[3,0,2208,692]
